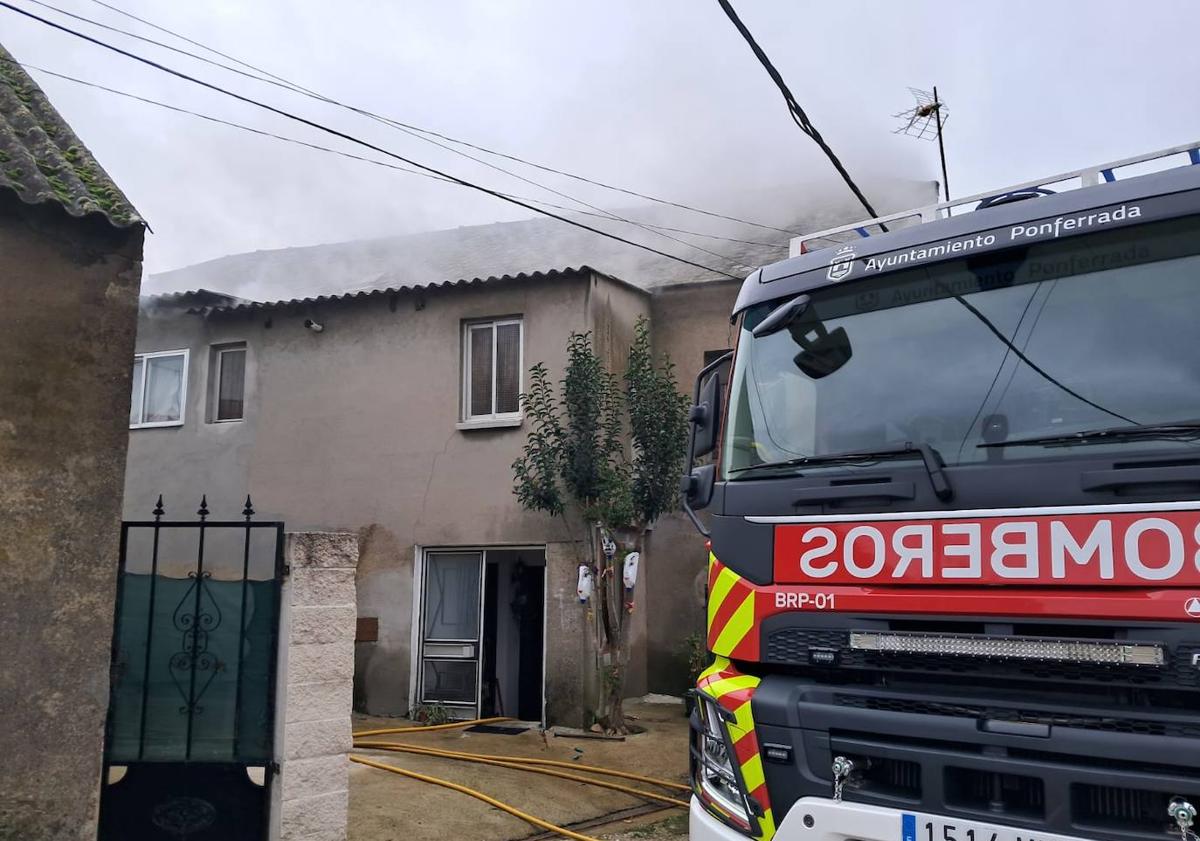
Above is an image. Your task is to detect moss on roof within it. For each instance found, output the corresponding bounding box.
[0,42,140,227]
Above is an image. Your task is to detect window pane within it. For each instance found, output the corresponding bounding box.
[495,322,521,414]
[129,358,144,425]
[144,354,185,423]
[423,553,481,640]
[217,349,246,421]
[468,325,493,417]
[421,660,477,704]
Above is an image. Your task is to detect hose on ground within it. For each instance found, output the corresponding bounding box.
[351,715,689,793]
[349,755,610,841]
[351,715,513,738]
[354,740,688,808]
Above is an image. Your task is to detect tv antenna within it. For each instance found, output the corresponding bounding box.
[894,86,950,201]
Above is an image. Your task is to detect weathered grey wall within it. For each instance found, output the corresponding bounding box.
[646,279,742,695]
[123,271,638,723]
[0,202,143,839]
[124,306,262,521]
[274,532,358,841]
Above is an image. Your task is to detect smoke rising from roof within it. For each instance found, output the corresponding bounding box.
[3,0,1196,291]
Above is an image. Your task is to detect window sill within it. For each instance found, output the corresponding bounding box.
[456,417,523,431]
[130,420,184,430]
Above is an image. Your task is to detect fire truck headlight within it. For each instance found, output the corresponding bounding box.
[692,695,753,832]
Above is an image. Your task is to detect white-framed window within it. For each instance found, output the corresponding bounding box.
[213,345,247,422]
[130,349,189,428]
[462,317,523,422]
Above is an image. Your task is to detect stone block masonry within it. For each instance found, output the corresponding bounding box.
[274,532,358,841]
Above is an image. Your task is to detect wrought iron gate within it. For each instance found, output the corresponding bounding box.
[99,496,284,841]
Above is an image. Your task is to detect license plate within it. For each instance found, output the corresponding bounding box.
[904,813,1048,841]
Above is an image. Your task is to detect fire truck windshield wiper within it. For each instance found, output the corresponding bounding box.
[731,441,953,500]
[977,420,1200,449]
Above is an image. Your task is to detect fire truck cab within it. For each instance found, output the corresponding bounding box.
[682,144,1200,841]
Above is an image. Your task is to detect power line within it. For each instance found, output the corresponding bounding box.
[16,0,753,266]
[70,0,801,238]
[1,2,741,280]
[10,56,785,253]
[715,0,887,230]
[711,2,1136,426]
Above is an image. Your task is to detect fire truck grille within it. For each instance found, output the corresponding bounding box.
[764,627,1200,690]
[832,694,1200,739]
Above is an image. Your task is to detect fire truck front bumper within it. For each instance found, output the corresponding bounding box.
[689,795,1103,841]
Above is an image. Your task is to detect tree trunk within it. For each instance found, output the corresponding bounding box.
[593,526,643,735]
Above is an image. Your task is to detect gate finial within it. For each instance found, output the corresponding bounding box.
[197,495,209,521]
[153,495,165,521]
[242,495,255,521]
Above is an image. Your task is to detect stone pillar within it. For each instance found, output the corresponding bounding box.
[273,532,358,841]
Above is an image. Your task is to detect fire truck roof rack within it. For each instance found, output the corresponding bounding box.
[792,141,1200,257]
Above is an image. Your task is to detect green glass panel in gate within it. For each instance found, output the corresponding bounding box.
[106,574,278,763]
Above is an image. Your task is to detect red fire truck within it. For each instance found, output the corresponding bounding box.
[681,143,1200,841]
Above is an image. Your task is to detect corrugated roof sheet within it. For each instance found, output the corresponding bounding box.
[141,289,249,310]
[0,43,140,227]
[191,266,614,315]
[147,180,939,304]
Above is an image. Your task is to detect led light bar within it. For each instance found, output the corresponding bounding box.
[849,631,1164,666]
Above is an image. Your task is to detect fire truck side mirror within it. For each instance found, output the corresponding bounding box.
[690,370,723,459]
[681,354,731,536]
[682,463,716,510]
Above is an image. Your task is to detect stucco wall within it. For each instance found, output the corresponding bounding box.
[0,202,143,839]
[124,306,261,521]
[646,279,742,695]
[123,271,638,722]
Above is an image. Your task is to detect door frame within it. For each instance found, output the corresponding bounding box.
[409,544,547,722]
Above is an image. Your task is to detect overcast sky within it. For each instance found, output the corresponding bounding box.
[4,0,1198,281]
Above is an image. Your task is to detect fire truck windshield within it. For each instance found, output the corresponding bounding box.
[723,215,1200,477]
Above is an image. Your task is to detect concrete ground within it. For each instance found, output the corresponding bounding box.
[348,697,691,841]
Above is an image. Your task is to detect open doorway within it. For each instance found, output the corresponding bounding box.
[416,547,545,722]
[481,549,545,722]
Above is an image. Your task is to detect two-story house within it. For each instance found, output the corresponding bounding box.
[125,179,937,724]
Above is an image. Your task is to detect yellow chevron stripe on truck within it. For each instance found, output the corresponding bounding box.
[706,555,761,660]
[696,656,777,839]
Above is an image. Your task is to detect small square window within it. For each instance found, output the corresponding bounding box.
[215,346,247,422]
[130,350,188,428]
[463,318,523,422]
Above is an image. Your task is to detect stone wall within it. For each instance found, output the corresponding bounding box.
[0,203,143,840]
[274,532,358,841]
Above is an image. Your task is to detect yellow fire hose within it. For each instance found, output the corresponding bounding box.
[349,755,612,841]
[351,715,514,738]
[354,740,688,808]
[349,715,689,839]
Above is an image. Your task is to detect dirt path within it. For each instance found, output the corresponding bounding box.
[348,698,691,841]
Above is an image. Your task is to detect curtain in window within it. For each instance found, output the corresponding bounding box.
[129,358,144,425]
[495,323,521,414]
[469,325,494,417]
[144,355,184,423]
[217,349,246,420]
[423,553,481,640]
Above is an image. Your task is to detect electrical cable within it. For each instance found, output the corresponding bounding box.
[0,1,741,280]
[26,0,801,239]
[16,0,754,268]
[11,56,784,254]
[714,0,887,231]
